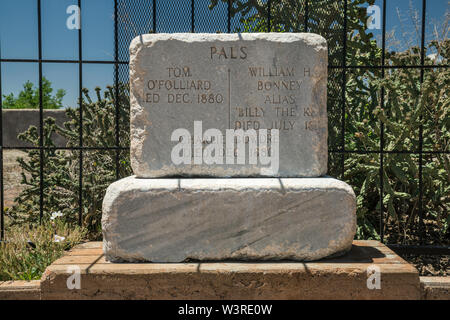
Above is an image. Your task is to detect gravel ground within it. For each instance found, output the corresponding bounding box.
[400,254,449,276]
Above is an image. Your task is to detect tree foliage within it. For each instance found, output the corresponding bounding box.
[2,77,65,109]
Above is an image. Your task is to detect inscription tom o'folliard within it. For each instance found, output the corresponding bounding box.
[129,33,328,177]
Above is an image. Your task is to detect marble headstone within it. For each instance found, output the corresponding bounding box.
[129,33,328,177]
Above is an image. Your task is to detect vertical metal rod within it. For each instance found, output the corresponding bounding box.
[267,0,271,32]
[38,0,44,224]
[227,0,231,33]
[340,0,348,179]
[379,0,387,243]
[78,0,83,226]
[114,0,120,180]
[418,0,427,243]
[0,43,3,240]
[304,0,309,32]
[191,0,195,33]
[153,0,157,33]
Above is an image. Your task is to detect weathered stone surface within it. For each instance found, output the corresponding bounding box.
[0,281,41,300]
[130,33,328,177]
[41,241,422,300]
[420,277,450,300]
[102,176,356,262]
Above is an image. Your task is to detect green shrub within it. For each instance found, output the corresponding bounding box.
[2,77,65,109]
[211,0,449,243]
[347,40,450,243]
[6,1,449,246]
[0,220,86,281]
[6,84,131,239]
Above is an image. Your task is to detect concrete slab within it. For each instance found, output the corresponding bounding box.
[420,277,450,300]
[40,240,421,300]
[0,280,41,300]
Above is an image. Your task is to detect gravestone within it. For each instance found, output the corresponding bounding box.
[130,33,328,177]
[102,33,356,262]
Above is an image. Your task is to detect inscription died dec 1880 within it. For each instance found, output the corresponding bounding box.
[130,33,328,177]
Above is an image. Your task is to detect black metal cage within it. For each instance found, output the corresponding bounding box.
[0,0,449,255]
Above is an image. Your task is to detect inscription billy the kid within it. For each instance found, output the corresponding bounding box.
[130,33,328,177]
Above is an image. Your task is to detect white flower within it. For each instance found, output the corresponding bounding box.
[50,211,63,220]
[54,235,66,243]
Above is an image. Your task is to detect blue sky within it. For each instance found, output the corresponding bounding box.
[0,0,448,108]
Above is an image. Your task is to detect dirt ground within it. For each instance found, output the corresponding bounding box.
[3,150,28,208]
[400,254,449,276]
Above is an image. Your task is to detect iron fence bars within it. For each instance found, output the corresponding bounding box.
[0,0,448,256]
[418,0,427,244]
[38,0,44,224]
[0,43,3,240]
[228,0,231,33]
[115,0,120,181]
[341,0,348,183]
[153,0,157,32]
[77,0,83,226]
[192,0,195,32]
[304,0,309,32]
[379,0,387,243]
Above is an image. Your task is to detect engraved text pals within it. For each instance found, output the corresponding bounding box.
[210,46,248,59]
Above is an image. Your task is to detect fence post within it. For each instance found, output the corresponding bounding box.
[77,0,83,226]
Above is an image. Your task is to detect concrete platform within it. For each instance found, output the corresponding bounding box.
[420,277,450,300]
[39,240,422,300]
[0,280,41,300]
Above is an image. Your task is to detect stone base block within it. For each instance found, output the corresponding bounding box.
[102,176,356,262]
[40,241,421,300]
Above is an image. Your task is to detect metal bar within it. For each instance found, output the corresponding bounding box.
[267,0,271,32]
[340,0,348,180]
[191,0,195,33]
[0,59,128,64]
[227,0,231,33]
[153,0,157,33]
[78,0,83,227]
[37,0,44,224]
[1,146,448,154]
[329,149,450,155]
[304,0,308,32]
[114,0,120,181]
[1,59,447,70]
[0,43,3,240]
[327,64,449,69]
[387,244,450,256]
[3,146,129,151]
[379,0,387,243]
[418,0,427,244]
